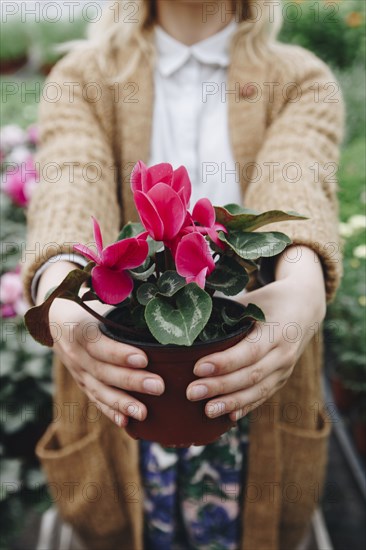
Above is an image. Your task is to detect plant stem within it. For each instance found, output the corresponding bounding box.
[73,298,143,337]
[164,247,175,271]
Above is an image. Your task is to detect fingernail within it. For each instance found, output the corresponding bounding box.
[194,363,215,377]
[143,378,164,395]
[188,384,208,400]
[114,413,124,427]
[127,354,148,368]
[234,409,243,421]
[206,401,226,418]
[126,403,142,420]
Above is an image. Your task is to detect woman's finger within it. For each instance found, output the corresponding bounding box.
[204,370,289,421]
[79,329,149,369]
[82,371,148,421]
[187,347,283,401]
[193,322,276,378]
[85,361,165,396]
[83,389,129,428]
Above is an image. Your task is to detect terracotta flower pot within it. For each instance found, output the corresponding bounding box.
[100,297,253,447]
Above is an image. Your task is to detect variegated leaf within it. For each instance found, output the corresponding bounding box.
[136,283,159,306]
[206,256,249,296]
[157,271,186,297]
[145,284,212,345]
[222,303,265,326]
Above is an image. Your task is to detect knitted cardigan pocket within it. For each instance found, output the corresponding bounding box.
[278,409,331,550]
[35,422,128,544]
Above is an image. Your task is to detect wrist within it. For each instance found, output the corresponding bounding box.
[275,246,327,320]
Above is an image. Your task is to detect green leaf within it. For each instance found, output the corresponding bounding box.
[215,206,307,231]
[199,324,227,342]
[145,284,212,346]
[116,222,144,240]
[222,303,265,326]
[44,286,57,300]
[129,261,156,281]
[223,204,258,215]
[81,290,99,301]
[219,230,291,260]
[0,459,22,501]
[136,283,159,306]
[147,239,164,256]
[206,256,249,296]
[24,268,90,347]
[157,271,186,297]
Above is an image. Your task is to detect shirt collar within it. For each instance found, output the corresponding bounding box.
[155,18,238,77]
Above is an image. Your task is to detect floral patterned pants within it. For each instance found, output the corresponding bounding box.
[139,419,249,550]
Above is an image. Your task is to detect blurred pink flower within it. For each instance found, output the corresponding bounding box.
[74,217,149,305]
[0,268,27,318]
[2,156,38,207]
[0,125,26,154]
[175,232,215,288]
[27,124,39,145]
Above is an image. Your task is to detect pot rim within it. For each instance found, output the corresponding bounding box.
[99,297,253,350]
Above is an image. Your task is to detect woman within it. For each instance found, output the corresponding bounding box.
[22,1,344,548]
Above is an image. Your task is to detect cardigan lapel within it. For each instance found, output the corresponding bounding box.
[117,31,156,224]
[227,33,269,200]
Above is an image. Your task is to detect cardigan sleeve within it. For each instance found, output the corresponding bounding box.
[21,48,121,306]
[245,48,345,302]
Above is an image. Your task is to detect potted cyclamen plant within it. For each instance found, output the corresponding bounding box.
[25,161,305,447]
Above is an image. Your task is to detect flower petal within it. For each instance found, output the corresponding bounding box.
[192,198,215,228]
[134,190,165,240]
[103,237,148,270]
[91,217,103,256]
[186,267,208,289]
[171,166,191,207]
[147,163,173,190]
[91,265,133,305]
[175,232,215,286]
[130,160,148,193]
[207,228,225,249]
[147,183,186,241]
[73,244,99,264]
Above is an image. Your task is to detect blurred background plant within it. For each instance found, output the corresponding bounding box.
[0,0,365,546]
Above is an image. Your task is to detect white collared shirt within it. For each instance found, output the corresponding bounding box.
[149,19,242,207]
[31,20,241,302]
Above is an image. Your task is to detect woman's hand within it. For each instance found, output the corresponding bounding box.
[186,246,327,421]
[37,262,165,428]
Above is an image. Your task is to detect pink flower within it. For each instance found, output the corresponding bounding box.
[134,183,188,243]
[74,217,148,305]
[175,232,215,289]
[189,198,227,247]
[2,156,38,207]
[131,161,192,243]
[27,124,39,145]
[0,125,26,153]
[131,161,191,208]
[0,269,27,318]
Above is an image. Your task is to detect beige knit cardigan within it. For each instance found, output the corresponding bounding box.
[22,23,344,550]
